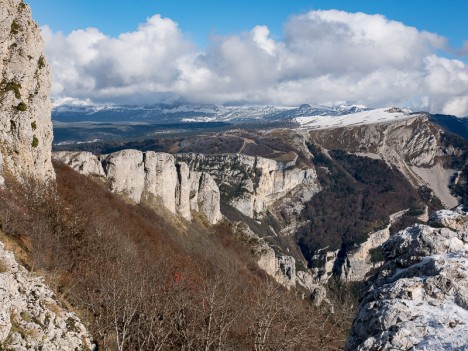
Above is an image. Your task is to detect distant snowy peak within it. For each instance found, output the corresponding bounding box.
[294,107,420,130]
[52,101,371,122]
[292,103,368,117]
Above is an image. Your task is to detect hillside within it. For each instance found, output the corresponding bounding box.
[0,160,352,350]
[2,1,468,350]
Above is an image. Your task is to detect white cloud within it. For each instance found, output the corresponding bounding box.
[43,10,468,116]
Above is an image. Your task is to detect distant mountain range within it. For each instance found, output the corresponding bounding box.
[52,102,369,123]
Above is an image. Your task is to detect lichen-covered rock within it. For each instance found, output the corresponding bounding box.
[0,242,94,350]
[345,208,468,351]
[0,0,54,183]
[54,150,222,224]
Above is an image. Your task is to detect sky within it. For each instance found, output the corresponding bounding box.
[27,0,468,116]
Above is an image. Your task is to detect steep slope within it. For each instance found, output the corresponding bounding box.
[346,207,468,350]
[307,112,457,207]
[0,241,93,350]
[53,150,222,224]
[54,150,322,294]
[175,153,319,219]
[54,111,467,290]
[0,1,95,349]
[0,0,54,183]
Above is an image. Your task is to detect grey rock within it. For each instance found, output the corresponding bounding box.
[0,0,54,183]
[176,153,319,219]
[0,242,93,350]
[54,150,222,224]
[346,209,468,351]
[53,151,105,177]
[235,222,298,289]
[429,206,468,232]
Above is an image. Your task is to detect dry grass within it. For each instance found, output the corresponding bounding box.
[0,162,350,350]
[0,229,30,270]
[0,260,8,273]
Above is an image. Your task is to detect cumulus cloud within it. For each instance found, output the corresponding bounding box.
[43,10,468,116]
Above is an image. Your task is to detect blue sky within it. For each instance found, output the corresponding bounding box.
[27,0,468,49]
[28,0,468,116]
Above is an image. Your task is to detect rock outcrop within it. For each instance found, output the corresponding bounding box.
[0,242,94,350]
[176,153,319,219]
[346,207,468,350]
[0,2,94,349]
[0,0,54,183]
[54,150,222,224]
[339,210,408,282]
[235,222,297,288]
[234,222,326,304]
[308,115,459,208]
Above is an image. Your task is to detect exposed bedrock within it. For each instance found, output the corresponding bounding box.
[54,150,222,224]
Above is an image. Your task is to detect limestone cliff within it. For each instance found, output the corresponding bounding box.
[308,115,458,208]
[0,241,94,350]
[234,222,325,303]
[346,207,468,350]
[53,150,223,224]
[0,0,54,184]
[175,153,319,219]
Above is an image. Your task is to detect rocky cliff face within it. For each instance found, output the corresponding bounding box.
[0,2,92,349]
[234,222,326,303]
[0,0,54,184]
[0,241,94,350]
[54,150,222,224]
[308,115,458,208]
[346,207,468,350]
[306,210,409,284]
[176,153,319,219]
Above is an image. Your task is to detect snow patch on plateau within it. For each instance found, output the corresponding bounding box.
[295,108,414,129]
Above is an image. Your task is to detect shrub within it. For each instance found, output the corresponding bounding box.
[2,80,21,99]
[31,121,36,130]
[38,56,46,69]
[16,102,27,112]
[31,135,38,148]
[10,20,20,35]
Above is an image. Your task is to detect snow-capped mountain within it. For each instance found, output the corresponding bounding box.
[294,107,416,130]
[52,102,369,123]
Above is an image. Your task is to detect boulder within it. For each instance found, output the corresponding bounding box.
[346,209,468,351]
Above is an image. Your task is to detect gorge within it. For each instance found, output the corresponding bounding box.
[1,0,467,350]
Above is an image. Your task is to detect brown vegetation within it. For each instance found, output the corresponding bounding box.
[298,144,436,267]
[0,161,351,350]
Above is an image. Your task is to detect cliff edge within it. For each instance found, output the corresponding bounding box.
[0,0,54,184]
[346,207,468,350]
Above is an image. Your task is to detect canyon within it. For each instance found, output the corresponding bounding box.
[1,0,468,349]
